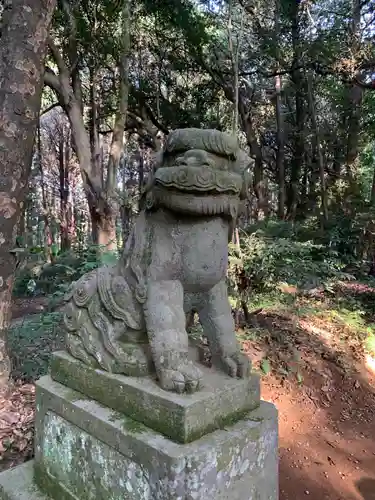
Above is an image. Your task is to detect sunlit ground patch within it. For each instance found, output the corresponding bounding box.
[365,354,375,376]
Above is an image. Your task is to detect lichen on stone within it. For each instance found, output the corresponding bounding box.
[41,411,151,499]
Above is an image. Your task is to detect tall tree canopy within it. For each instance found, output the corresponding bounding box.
[8,0,375,283]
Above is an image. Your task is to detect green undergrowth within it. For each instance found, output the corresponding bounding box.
[8,312,64,382]
[234,283,375,378]
[13,245,118,298]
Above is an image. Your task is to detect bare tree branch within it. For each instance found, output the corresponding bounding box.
[44,68,62,93]
[47,37,69,75]
[61,0,79,73]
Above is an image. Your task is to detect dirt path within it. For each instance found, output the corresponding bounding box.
[249,301,375,500]
[263,368,375,500]
[11,297,48,322]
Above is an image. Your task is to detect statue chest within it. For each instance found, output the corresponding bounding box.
[181,219,228,290]
[147,215,229,292]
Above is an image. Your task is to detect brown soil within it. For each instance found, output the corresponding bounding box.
[2,295,375,499]
[11,297,48,321]
[244,296,375,500]
[263,365,375,500]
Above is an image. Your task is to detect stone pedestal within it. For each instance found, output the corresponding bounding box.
[0,351,278,500]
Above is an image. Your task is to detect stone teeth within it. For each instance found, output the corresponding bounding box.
[148,188,240,218]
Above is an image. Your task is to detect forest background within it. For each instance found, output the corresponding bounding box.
[1,1,375,498]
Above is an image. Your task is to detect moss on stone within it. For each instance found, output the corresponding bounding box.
[185,408,258,443]
[108,411,148,434]
[121,416,149,434]
[108,410,122,423]
[60,387,87,403]
[28,383,277,500]
[50,354,186,441]
[50,351,260,444]
[34,463,75,500]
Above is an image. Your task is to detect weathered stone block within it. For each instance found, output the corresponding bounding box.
[50,350,260,443]
[0,461,50,500]
[32,375,278,500]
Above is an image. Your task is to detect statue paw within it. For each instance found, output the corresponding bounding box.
[219,352,251,379]
[157,360,203,394]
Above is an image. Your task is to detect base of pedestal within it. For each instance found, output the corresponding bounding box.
[0,375,278,500]
[0,461,48,500]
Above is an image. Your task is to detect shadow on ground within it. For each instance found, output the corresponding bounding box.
[279,453,360,500]
[356,478,375,500]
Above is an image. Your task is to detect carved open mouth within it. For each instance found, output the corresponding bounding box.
[153,166,243,196]
[152,186,240,219]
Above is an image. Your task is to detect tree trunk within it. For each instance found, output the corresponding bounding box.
[105,0,131,252]
[120,155,132,245]
[275,75,285,219]
[307,73,328,224]
[274,0,285,219]
[371,152,375,206]
[87,69,101,247]
[0,0,56,390]
[221,81,267,219]
[44,68,101,245]
[38,123,52,262]
[95,213,117,249]
[44,0,131,253]
[287,2,305,219]
[89,66,101,183]
[26,196,35,247]
[17,202,26,246]
[138,149,145,193]
[59,124,72,252]
[238,96,267,218]
[345,0,363,183]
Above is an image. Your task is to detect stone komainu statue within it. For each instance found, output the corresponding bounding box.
[63,128,252,393]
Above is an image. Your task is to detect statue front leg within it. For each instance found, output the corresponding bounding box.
[198,280,251,378]
[145,280,202,393]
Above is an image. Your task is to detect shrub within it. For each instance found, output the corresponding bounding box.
[9,312,64,381]
[228,223,353,312]
[13,244,119,298]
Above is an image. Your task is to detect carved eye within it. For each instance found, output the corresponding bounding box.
[202,156,215,168]
[177,170,189,183]
[176,156,187,166]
